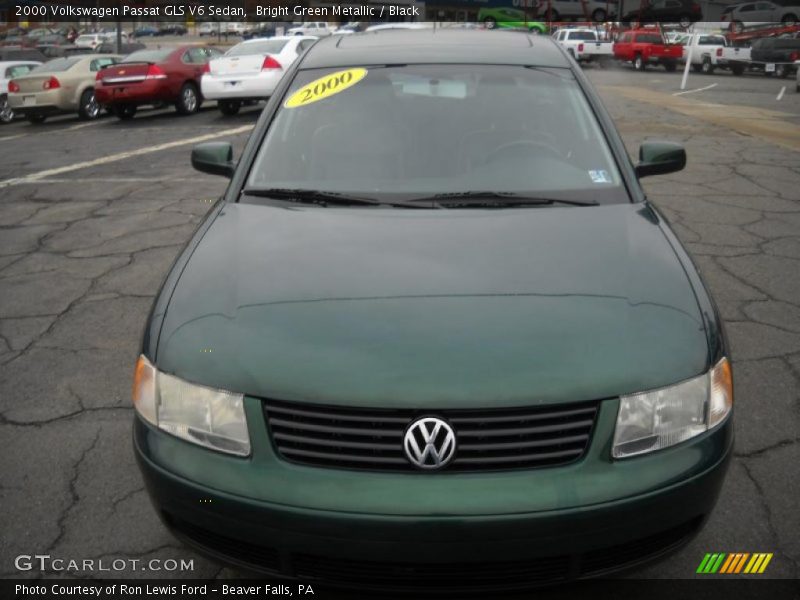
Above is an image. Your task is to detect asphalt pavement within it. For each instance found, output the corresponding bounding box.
[0,64,798,582]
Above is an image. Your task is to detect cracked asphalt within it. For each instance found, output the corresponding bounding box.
[0,66,798,582]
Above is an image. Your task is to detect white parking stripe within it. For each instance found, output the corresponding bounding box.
[0,125,253,189]
[672,83,718,97]
[777,86,786,101]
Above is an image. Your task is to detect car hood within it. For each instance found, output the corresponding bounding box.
[156,202,708,408]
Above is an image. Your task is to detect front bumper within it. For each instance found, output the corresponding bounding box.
[134,397,732,588]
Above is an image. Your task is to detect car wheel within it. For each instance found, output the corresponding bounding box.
[780,14,797,26]
[483,17,496,29]
[634,54,645,71]
[176,82,200,115]
[78,89,101,120]
[26,114,46,124]
[218,100,241,116]
[732,64,745,76]
[731,20,744,34]
[701,57,715,75]
[592,8,607,22]
[0,94,13,124]
[113,104,137,120]
[663,60,678,72]
[775,64,789,79]
[548,9,560,20]
[679,15,692,28]
[529,25,542,34]
[692,63,703,73]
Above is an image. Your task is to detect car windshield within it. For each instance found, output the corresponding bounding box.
[123,49,172,63]
[228,40,289,56]
[31,57,80,72]
[246,65,626,204]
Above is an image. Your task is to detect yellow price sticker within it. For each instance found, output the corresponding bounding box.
[284,68,368,109]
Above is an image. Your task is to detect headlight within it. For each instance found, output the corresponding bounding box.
[612,357,732,459]
[132,355,250,457]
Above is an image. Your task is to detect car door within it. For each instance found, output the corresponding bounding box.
[180,47,208,88]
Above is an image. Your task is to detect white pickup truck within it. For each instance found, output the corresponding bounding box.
[286,22,334,37]
[554,29,614,63]
[677,33,731,74]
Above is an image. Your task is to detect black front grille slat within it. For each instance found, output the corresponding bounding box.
[457,419,595,438]
[264,399,599,472]
[456,448,584,465]
[459,433,589,452]
[449,406,597,424]
[280,447,408,465]
[269,417,404,437]
[274,432,401,451]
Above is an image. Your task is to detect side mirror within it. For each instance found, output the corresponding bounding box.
[635,141,686,178]
[191,142,234,178]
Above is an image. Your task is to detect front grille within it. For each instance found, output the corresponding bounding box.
[293,553,570,588]
[263,399,599,472]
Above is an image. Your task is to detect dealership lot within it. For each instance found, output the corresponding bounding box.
[0,63,798,582]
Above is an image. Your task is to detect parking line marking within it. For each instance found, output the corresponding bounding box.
[0,133,25,141]
[777,86,786,101]
[672,83,718,96]
[0,125,253,189]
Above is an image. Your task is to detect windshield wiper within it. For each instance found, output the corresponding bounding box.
[411,191,599,207]
[241,188,440,209]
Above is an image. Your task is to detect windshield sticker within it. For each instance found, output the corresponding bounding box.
[284,68,368,109]
[589,169,612,184]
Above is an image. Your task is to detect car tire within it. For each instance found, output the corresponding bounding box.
[175,82,200,115]
[634,54,645,71]
[592,8,607,22]
[218,100,241,116]
[548,9,561,20]
[701,57,715,75]
[692,63,703,73]
[775,64,789,79]
[732,64,745,76]
[113,104,137,120]
[483,17,496,29]
[0,94,13,124]
[780,14,797,26]
[26,114,46,124]
[664,60,678,72]
[679,15,692,28]
[78,89,101,120]
[731,21,744,34]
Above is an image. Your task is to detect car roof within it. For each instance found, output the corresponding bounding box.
[241,36,312,43]
[300,29,571,70]
[0,60,42,67]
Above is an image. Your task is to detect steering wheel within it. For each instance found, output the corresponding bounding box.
[485,139,562,165]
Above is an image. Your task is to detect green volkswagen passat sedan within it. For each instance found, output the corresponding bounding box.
[133,30,733,589]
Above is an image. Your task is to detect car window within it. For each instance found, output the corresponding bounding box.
[90,57,117,71]
[247,65,625,204]
[635,34,663,44]
[6,64,36,78]
[569,31,598,41]
[297,39,315,52]
[183,48,208,64]
[228,40,289,56]
[31,57,81,72]
[125,49,172,63]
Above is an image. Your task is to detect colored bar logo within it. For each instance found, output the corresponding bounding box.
[697,553,773,574]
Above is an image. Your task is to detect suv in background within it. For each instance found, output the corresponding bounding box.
[622,0,703,27]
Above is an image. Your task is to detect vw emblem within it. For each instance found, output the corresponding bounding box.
[403,417,456,469]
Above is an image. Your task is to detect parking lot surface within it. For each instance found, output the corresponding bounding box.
[0,65,798,581]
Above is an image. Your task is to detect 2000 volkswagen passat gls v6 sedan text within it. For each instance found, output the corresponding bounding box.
[132,30,733,590]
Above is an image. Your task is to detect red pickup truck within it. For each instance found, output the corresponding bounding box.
[613,30,682,72]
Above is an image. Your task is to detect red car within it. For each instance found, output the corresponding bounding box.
[95,45,222,119]
[613,29,683,72]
